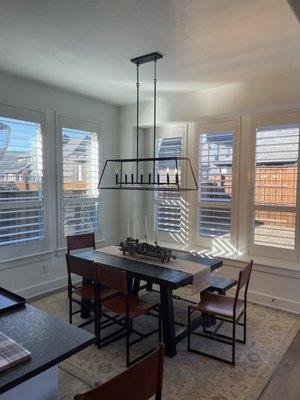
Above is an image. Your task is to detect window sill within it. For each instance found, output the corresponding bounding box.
[156,241,300,277]
[0,250,54,271]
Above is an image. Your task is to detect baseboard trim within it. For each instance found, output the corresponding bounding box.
[248,290,300,315]
[226,287,300,315]
[17,276,81,301]
[17,276,68,300]
[17,277,300,315]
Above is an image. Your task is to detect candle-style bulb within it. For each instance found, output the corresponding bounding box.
[166,167,170,185]
[140,169,144,184]
[175,168,179,184]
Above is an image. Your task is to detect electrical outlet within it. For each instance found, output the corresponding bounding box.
[43,263,49,274]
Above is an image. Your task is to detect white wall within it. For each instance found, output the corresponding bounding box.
[1,68,300,313]
[118,69,300,314]
[0,71,120,298]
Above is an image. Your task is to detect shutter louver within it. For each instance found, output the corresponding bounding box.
[155,137,182,233]
[253,126,299,249]
[0,117,43,247]
[198,132,233,238]
[62,128,100,237]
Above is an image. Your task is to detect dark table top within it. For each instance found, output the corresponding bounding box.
[75,247,223,289]
[0,304,95,394]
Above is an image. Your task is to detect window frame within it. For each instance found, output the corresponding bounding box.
[56,114,102,248]
[0,104,49,260]
[248,111,300,262]
[194,120,240,251]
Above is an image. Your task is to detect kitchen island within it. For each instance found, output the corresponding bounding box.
[0,304,95,399]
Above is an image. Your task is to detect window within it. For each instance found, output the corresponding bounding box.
[198,130,234,241]
[252,124,299,252]
[154,136,183,233]
[59,119,100,240]
[0,115,44,253]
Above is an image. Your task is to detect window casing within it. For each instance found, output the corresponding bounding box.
[58,116,101,245]
[196,121,238,251]
[0,107,47,259]
[250,112,300,261]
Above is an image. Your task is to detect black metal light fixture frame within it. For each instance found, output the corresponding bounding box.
[98,52,198,192]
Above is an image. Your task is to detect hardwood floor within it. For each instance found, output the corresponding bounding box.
[259,330,300,400]
[58,331,300,400]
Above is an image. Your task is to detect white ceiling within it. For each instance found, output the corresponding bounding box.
[0,0,299,105]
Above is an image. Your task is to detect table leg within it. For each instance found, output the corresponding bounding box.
[160,286,177,357]
[81,278,91,319]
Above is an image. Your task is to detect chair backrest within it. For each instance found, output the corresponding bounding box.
[94,263,128,295]
[66,254,95,281]
[74,344,165,400]
[67,233,95,254]
[235,260,253,304]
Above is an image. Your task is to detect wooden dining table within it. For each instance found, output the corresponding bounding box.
[73,248,222,357]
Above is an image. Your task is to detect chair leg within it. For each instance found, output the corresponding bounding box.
[94,305,98,343]
[158,307,162,342]
[146,282,153,292]
[187,306,191,351]
[97,312,102,349]
[126,318,130,368]
[69,296,72,324]
[188,308,236,365]
[155,392,162,400]
[202,312,206,332]
[243,308,247,344]
[232,319,236,366]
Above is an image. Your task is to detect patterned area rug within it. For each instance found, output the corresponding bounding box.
[33,289,299,400]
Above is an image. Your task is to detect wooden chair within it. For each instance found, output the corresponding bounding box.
[66,255,118,334]
[74,344,165,400]
[66,233,96,301]
[94,263,162,367]
[187,260,253,365]
[67,233,96,254]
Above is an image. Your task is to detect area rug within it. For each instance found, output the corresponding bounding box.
[33,289,299,400]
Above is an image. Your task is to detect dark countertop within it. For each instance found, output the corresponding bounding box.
[0,304,95,394]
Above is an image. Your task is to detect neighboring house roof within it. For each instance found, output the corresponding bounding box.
[2,162,31,174]
[0,133,89,179]
[202,128,299,167]
[62,133,90,159]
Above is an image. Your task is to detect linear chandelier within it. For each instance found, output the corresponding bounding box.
[98,52,198,191]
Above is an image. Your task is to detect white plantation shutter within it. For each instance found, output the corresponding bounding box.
[61,127,100,237]
[253,125,299,250]
[198,131,234,238]
[0,116,44,249]
[155,137,182,232]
